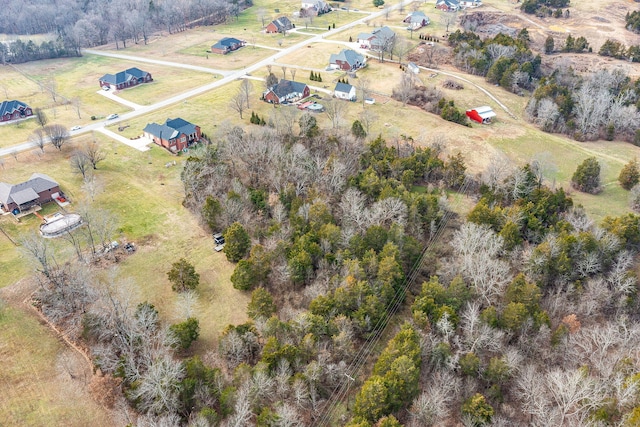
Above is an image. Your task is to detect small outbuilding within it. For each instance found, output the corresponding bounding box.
[334,82,356,101]
[466,106,496,124]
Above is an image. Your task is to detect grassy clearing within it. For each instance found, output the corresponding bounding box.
[0,131,249,340]
[278,42,353,70]
[0,304,112,426]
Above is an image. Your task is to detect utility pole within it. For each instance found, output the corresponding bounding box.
[345,373,356,410]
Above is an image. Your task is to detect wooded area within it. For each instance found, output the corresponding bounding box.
[0,0,252,63]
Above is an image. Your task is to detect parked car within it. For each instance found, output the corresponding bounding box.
[70,125,82,131]
[107,113,119,120]
[102,86,110,91]
[364,98,376,105]
[213,233,225,252]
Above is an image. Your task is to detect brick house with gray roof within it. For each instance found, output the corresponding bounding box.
[0,173,60,213]
[0,100,32,123]
[143,118,201,153]
[266,17,293,33]
[99,67,153,90]
[263,79,310,104]
[329,49,366,71]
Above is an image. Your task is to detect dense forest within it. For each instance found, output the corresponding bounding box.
[20,101,640,427]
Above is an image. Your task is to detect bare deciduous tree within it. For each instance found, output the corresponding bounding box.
[34,107,48,128]
[393,71,417,106]
[441,11,457,33]
[72,97,82,119]
[29,128,46,152]
[357,76,371,107]
[450,222,512,305]
[239,79,253,109]
[230,92,247,119]
[81,141,107,169]
[44,124,70,150]
[129,355,185,416]
[359,108,377,134]
[71,151,91,179]
[324,99,346,129]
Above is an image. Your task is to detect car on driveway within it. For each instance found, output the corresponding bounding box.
[70,125,82,131]
[107,114,119,120]
[102,86,110,91]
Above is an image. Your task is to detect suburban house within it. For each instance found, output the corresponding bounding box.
[357,26,396,51]
[0,173,60,214]
[263,79,310,104]
[99,67,153,90]
[143,117,202,153]
[329,49,366,71]
[265,16,293,33]
[211,37,246,54]
[466,106,496,124]
[436,0,460,11]
[334,82,356,101]
[460,0,482,7]
[0,100,33,123]
[301,0,330,15]
[403,11,430,29]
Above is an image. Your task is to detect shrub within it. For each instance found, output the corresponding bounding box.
[630,184,640,212]
[571,157,601,194]
[169,317,200,349]
[619,159,640,190]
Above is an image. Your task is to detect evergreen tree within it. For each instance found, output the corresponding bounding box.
[619,158,640,190]
[571,157,601,194]
[224,222,251,262]
[167,258,200,292]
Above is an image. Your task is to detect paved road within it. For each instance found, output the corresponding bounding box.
[0,1,494,157]
[83,49,235,76]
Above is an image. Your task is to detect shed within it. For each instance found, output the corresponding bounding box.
[466,106,496,124]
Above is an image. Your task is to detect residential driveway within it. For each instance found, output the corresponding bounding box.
[97,89,143,110]
[83,49,234,76]
[96,127,151,152]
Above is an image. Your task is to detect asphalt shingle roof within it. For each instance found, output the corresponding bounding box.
[144,118,198,140]
[99,67,149,85]
[334,82,354,93]
[271,79,308,98]
[0,173,59,207]
[0,100,29,117]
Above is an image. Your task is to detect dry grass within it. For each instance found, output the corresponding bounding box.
[0,304,114,426]
[0,55,216,149]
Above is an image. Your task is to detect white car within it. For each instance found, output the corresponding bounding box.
[70,125,82,131]
[106,114,119,120]
[102,86,110,91]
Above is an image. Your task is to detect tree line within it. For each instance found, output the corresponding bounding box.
[0,0,252,63]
